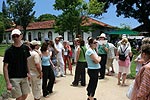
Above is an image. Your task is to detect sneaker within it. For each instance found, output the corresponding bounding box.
[98,77,104,79]
[111,71,115,73]
[70,84,78,87]
[60,74,66,77]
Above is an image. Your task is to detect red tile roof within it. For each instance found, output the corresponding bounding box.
[82,17,114,28]
[5,17,113,32]
[6,20,55,32]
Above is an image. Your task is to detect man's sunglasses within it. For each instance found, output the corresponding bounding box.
[12,34,20,38]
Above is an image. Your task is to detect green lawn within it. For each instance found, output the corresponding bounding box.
[0,74,6,95]
[0,44,10,95]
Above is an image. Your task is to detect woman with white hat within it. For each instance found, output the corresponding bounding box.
[97,33,109,79]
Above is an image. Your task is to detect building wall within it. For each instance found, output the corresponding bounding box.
[1,29,74,43]
[2,28,101,44]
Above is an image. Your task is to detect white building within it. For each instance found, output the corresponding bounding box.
[2,17,114,44]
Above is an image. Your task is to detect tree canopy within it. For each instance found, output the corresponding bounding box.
[53,0,105,36]
[36,14,57,22]
[98,0,150,28]
[0,13,5,33]
[6,0,35,40]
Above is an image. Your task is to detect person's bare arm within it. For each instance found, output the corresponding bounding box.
[90,54,101,64]
[3,63,12,90]
[54,47,59,54]
[35,63,42,79]
[27,57,31,79]
[76,47,81,62]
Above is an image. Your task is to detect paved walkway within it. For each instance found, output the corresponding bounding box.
[0,57,132,100]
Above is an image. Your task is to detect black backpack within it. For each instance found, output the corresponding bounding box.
[119,46,128,61]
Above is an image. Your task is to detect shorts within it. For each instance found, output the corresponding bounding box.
[119,66,130,74]
[30,75,42,99]
[106,58,114,69]
[10,77,30,98]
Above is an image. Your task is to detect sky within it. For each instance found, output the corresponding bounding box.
[0,0,141,29]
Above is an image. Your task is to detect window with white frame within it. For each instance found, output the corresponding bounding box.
[68,32,73,42]
[28,32,32,41]
[48,31,52,40]
[38,32,42,41]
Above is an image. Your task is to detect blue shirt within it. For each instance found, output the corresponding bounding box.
[41,55,51,66]
[85,48,101,69]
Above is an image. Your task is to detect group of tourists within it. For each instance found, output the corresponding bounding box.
[3,29,72,100]
[3,28,150,100]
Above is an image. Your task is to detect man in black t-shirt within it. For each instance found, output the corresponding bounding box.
[3,29,31,100]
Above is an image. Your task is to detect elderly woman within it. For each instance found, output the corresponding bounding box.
[131,44,150,100]
[85,38,101,100]
[117,38,132,86]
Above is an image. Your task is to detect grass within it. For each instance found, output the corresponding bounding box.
[0,44,10,57]
[0,74,6,96]
[0,44,10,95]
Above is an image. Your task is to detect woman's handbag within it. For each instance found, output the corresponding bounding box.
[126,80,135,99]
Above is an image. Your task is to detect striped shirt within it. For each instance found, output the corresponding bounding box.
[131,62,150,100]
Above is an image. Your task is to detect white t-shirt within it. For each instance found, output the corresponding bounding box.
[55,42,64,58]
[117,44,131,57]
[107,43,116,59]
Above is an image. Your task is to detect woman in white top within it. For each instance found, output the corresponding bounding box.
[117,38,132,86]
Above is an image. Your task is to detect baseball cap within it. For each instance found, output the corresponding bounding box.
[11,29,21,36]
[44,38,49,41]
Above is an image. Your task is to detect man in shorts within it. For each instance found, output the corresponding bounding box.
[28,40,42,100]
[3,29,31,100]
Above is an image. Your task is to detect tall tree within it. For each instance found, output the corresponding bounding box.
[36,14,57,22]
[0,12,5,33]
[7,0,35,40]
[0,12,5,43]
[2,1,12,29]
[98,0,150,31]
[53,0,105,36]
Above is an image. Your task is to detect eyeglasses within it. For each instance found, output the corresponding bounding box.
[12,34,20,38]
[93,42,97,44]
